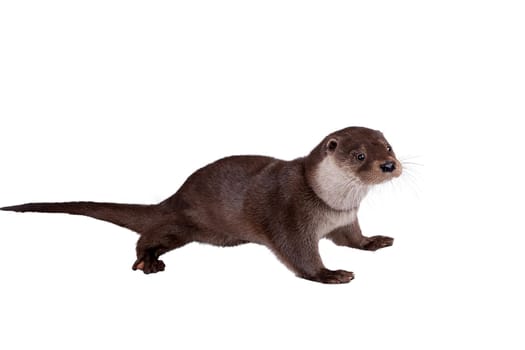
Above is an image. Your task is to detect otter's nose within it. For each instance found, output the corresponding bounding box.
[380,161,396,173]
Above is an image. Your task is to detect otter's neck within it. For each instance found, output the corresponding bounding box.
[306,156,369,211]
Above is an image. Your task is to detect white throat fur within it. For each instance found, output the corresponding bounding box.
[312,157,369,211]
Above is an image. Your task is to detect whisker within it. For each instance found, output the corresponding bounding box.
[402,168,423,179]
[399,154,424,161]
[402,161,424,167]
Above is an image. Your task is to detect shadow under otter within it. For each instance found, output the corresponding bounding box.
[2,126,402,284]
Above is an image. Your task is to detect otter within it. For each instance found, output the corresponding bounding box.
[1,126,402,284]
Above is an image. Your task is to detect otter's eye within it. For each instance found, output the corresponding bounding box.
[357,153,366,161]
[387,145,392,152]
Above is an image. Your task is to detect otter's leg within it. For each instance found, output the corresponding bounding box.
[270,235,354,284]
[132,225,189,274]
[326,218,394,251]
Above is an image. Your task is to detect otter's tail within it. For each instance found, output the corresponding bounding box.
[1,201,158,233]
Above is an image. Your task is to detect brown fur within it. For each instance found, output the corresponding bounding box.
[1,126,402,284]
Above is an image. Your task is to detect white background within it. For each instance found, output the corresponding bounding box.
[1,1,524,349]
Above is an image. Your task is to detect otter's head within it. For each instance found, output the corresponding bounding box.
[323,127,402,185]
[306,127,402,210]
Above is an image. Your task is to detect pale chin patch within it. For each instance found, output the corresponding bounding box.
[312,157,369,211]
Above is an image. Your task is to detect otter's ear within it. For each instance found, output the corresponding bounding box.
[326,138,338,152]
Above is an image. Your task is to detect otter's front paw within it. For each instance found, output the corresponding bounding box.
[362,235,394,251]
[303,268,355,284]
[132,258,166,274]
